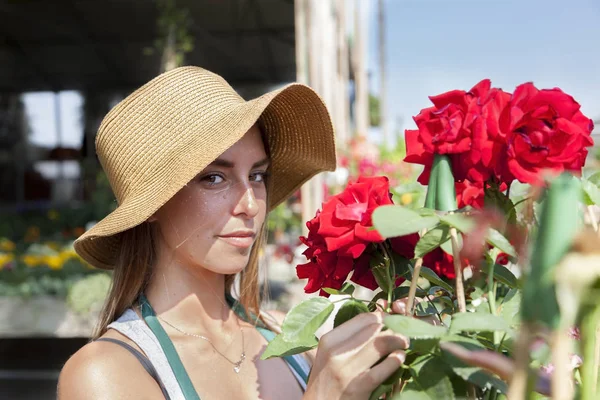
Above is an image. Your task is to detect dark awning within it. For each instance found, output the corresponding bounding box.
[0,0,296,93]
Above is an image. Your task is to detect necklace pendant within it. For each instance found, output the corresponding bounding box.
[233,364,241,374]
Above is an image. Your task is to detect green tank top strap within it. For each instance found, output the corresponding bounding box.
[139,293,201,400]
[138,293,309,400]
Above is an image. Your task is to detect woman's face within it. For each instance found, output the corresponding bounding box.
[151,125,269,276]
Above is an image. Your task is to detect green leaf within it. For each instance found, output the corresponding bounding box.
[424,154,458,212]
[321,287,343,296]
[405,355,456,399]
[260,333,317,360]
[439,234,457,255]
[486,228,517,258]
[370,254,393,293]
[428,285,451,297]
[392,285,427,300]
[581,178,600,206]
[440,337,508,393]
[392,253,413,280]
[492,264,519,289]
[340,282,356,295]
[415,226,450,258]
[414,300,439,317]
[384,315,448,339]
[369,291,388,311]
[439,213,475,233]
[587,171,600,186]
[449,312,510,334]
[370,384,393,400]
[394,386,432,400]
[282,297,334,341]
[372,205,439,239]
[322,282,356,296]
[522,174,581,328]
[419,266,454,293]
[370,366,406,400]
[499,289,521,328]
[333,299,369,328]
[484,181,517,225]
[410,338,443,353]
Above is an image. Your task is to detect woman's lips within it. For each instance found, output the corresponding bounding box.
[218,233,255,248]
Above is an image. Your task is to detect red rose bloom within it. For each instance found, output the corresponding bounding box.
[455,180,508,209]
[405,79,511,184]
[297,176,396,295]
[317,176,394,258]
[296,211,355,296]
[455,180,485,209]
[499,82,594,184]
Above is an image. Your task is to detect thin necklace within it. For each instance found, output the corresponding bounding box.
[157,315,246,373]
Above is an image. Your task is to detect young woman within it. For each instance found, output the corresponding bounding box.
[58,66,410,400]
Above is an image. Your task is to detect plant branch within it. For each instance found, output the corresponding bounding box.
[587,205,599,234]
[507,323,534,400]
[449,227,467,313]
[406,257,424,316]
[551,327,575,399]
[593,323,600,397]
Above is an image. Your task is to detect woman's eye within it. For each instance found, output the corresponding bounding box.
[201,174,224,185]
[251,172,268,183]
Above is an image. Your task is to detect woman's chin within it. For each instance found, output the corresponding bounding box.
[198,257,250,276]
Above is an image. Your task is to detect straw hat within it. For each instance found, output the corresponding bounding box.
[74,66,336,270]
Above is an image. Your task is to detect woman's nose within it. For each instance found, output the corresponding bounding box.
[233,186,260,218]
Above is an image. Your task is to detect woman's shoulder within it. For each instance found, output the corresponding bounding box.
[57,330,163,399]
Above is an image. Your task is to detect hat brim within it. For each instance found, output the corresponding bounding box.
[74,83,336,269]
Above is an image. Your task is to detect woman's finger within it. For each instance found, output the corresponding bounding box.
[358,350,406,393]
[391,300,408,315]
[347,329,410,370]
[321,312,385,349]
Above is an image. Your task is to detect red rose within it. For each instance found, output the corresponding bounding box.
[499,82,594,184]
[296,211,355,296]
[297,176,396,295]
[349,250,379,291]
[455,180,508,209]
[496,253,509,265]
[317,176,394,258]
[455,180,485,208]
[405,79,511,184]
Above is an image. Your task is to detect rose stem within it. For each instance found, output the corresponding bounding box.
[449,227,466,313]
[406,229,428,316]
[507,323,533,400]
[587,205,599,235]
[406,256,424,316]
[589,322,600,398]
[487,256,501,346]
[551,326,574,399]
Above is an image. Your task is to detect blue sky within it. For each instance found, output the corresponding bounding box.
[368,0,600,144]
[24,0,600,149]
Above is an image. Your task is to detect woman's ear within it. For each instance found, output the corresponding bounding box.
[148,214,158,223]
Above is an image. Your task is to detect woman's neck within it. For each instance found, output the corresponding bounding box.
[143,256,236,336]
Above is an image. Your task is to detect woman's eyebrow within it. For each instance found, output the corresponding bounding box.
[208,157,270,169]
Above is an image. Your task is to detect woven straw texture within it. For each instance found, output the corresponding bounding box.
[74,66,336,270]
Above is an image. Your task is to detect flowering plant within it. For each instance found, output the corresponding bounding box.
[263,81,600,399]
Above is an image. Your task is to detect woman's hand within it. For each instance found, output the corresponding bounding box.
[303,311,410,400]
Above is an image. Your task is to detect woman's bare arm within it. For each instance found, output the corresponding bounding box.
[57,340,165,400]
